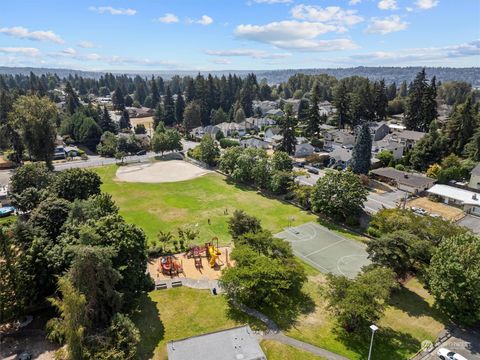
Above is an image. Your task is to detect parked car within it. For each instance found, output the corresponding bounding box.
[437,348,468,360]
[136,150,147,156]
[305,166,319,175]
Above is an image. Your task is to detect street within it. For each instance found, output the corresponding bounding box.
[419,328,480,360]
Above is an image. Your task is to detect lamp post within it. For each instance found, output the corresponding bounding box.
[368,324,379,360]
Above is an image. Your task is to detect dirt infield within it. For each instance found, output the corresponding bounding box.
[116,160,211,183]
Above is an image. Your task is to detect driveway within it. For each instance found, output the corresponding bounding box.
[364,189,407,213]
[457,215,480,234]
[0,169,12,186]
[419,328,480,360]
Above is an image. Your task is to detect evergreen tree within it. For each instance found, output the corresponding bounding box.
[112,87,125,111]
[333,80,349,129]
[351,123,372,175]
[163,86,176,126]
[118,110,131,131]
[297,98,309,123]
[65,82,80,115]
[405,69,437,132]
[278,107,297,155]
[153,103,164,131]
[150,77,160,108]
[373,80,388,121]
[99,106,117,134]
[305,83,322,137]
[183,101,202,132]
[175,93,185,124]
[446,97,478,155]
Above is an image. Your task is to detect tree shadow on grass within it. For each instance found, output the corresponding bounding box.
[388,285,448,324]
[334,326,421,360]
[131,293,164,360]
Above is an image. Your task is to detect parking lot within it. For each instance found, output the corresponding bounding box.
[420,328,480,360]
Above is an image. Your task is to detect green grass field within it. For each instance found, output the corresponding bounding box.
[261,340,326,360]
[95,165,317,245]
[0,216,15,225]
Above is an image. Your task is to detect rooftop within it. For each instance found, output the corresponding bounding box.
[166,325,266,360]
[427,184,480,206]
[371,167,434,188]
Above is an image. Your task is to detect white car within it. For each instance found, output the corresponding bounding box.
[437,348,468,360]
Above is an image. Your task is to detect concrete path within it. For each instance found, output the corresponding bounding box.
[235,301,348,360]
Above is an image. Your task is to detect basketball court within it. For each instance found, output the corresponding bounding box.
[275,221,370,278]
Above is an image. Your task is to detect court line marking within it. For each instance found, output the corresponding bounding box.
[336,254,370,278]
[305,238,347,258]
[292,249,331,273]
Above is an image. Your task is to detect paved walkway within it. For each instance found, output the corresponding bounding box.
[236,301,348,360]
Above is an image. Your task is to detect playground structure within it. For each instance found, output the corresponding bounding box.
[185,238,223,269]
[159,256,184,277]
[148,237,232,282]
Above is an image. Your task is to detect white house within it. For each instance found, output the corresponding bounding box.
[239,138,269,149]
[428,184,480,216]
[468,163,480,190]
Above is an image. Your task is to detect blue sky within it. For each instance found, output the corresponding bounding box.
[0,0,478,70]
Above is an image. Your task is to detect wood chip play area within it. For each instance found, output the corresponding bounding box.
[148,243,233,282]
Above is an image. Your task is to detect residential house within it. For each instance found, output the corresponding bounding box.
[252,100,277,116]
[371,167,435,194]
[468,163,480,190]
[190,125,220,140]
[328,148,353,169]
[239,138,269,150]
[323,129,355,149]
[318,101,335,116]
[126,106,154,118]
[266,109,284,117]
[373,139,405,160]
[216,122,247,137]
[296,136,308,144]
[167,326,266,360]
[294,143,315,158]
[384,130,426,149]
[245,117,276,129]
[356,121,390,141]
[271,135,284,150]
[264,127,281,143]
[284,99,301,115]
[428,184,480,216]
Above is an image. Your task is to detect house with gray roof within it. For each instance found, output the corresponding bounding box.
[240,138,269,150]
[323,129,355,149]
[384,130,426,149]
[355,121,390,141]
[371,167,435,194]
[373,139,405,160]
[167,325,266,360]
[266,108,284,117]
[328,148,353,169]
[294,142,315,158]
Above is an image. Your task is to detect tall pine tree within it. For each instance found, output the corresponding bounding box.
[163,86,176,126]
[351,123,372,175]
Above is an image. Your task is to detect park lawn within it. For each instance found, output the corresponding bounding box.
[95,165,316,245]
[0,216,15,225]
[260,340,326,360]
[131,287,256,360]
[286,275,446,360]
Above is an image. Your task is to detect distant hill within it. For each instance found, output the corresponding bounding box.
[1,66,479,86]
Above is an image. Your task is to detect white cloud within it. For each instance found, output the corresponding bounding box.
[365,15,408,34]
[348,40,479,64]
[378,0,398,10]
[251,0,292,3]
[205,49,291,59]
[195,15,214,25]
[78,40,96,48]
[88,6,136,16]
[291,5,364,26]
[415,0,439,9]
[349,0,361,4]
[0,26,64,44]
[62,48,77,55]
[210,58,232,65]
[158,13,179,24]
[235,20,358,52]
[0,47,41,57]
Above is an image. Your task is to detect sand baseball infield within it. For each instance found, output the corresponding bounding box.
[116,160,211,183]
